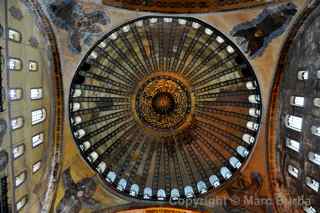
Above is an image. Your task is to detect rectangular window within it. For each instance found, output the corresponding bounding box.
[288,165,299,178]
[32,133,44,148]
[30,88,43,100]
[8,29,21,42]
[8,58,22,70]
[308,152,320,166]
[306,177,319,192]
[15,171,26,187]
[13,144,24,159]
[16,196,27,211]
[32,161,41,173]
[286,138,300,152]
[9,88,23,101]
[286,115,303,132]
[11,117,24,130]
[290,96,304,107]
[28,61,38,71]
[31,109,46,125]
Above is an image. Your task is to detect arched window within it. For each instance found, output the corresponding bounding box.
[32,133,44,148]
[129,184,139,196]
[75,129,85,139]
[249,108,260,118]
[11,117,23,130]
[220,167,232,180]
[305,177,319,192]
[98,41,107,48]
[79,141,91,151]
[71,102,81,112]
[72,116,82,125]
[205,28,213,35]
[157,189,166,200]
[248,95,260,104]
[96,162,106,174]
[106,171,116,183]
[246,121,259,131]
[170,188,180,200]
[16,196,27,211]
[110,32,118,40]
[286,138,300,152]
[242,134,255,144]
[216,35,224,44]
[192,22,200,29]
[9,88,22,101]
[229,157,241,169]
[28,61,38,71]
[32,108,46,125]
[117,178,127,191]
[308,152,320,166]
[236,146,249,158]
[290,96,304,107]
[87,151,98,163]
[143,187,152,199]
[15,171,26,187]
[30,88,43,100]
[8,29,21,42]
[89,51,98,59]
[285,115,303,132]
[32,161,41,173]
[122,25,131,32]
[197,181,207,194]
[13,144,24,159]
[311,126,320,136]
[178,18,187,25]
[184,185,194,198]
[304,206,316,213]
[8,58,22,70]
[297,70,309,80]
[226,45,235,54]
[246,81,257,90]
[72,89,82,97]
[288,165,299,178]
[209,175,220,188]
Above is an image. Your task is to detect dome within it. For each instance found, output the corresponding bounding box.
[69,16,262,201]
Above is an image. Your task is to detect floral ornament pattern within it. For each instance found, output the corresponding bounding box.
[45,0,110,53]
[29,36,39,48]
[9,6,24,20]
[56,168,103,213]
[231,3,297,59]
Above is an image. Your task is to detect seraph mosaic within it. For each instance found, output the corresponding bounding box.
[44,0,110,53]
[56,168,103,213]
[231,3,297,59]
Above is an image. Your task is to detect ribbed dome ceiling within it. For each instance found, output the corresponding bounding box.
[69,16,262,201]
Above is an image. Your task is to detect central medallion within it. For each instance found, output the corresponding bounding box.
[152,92,175,115]
[134,75,192,131]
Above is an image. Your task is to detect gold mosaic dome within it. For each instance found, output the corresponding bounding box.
[69,16,262,201]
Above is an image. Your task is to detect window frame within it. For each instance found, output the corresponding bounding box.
[28,60,39,72]
[8,57,23,71]
[13,144,25,160]
[11,116,24,130]
[32,160,42,174]
[8,88,23,101]
[31,108,46,125]
[8,28,22,43]
[16,195,28,212]
[30,87,43,100]
[31,132,44,148]
[15,170,27,188]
